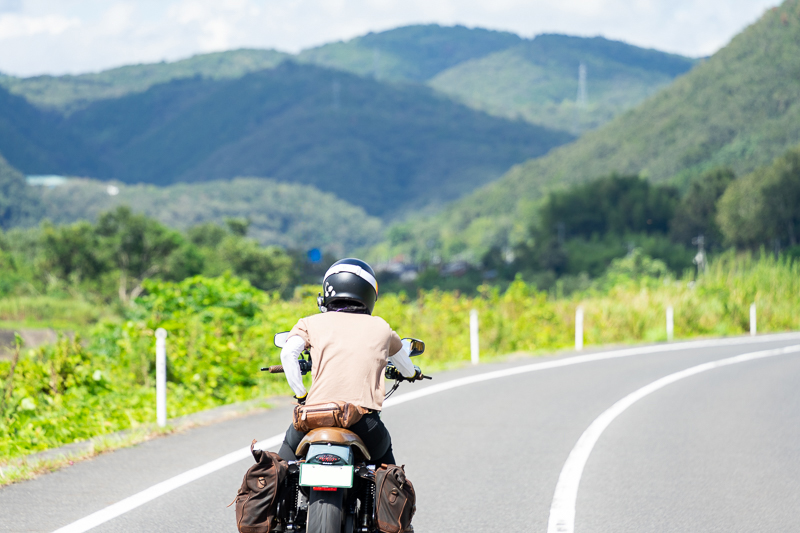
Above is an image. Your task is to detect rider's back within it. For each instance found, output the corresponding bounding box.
[289,312,402,411]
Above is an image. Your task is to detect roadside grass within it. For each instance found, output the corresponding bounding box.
[0,296,112,330]
[0,425,175,487]
[0,398,277,487]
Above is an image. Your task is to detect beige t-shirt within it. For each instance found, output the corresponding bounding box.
[288,312,403,411]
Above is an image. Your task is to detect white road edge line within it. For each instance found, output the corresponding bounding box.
[51,332,800,533]
[546,343,800,533]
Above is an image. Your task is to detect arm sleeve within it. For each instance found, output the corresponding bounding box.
[389,342,416,378]
[280,335,308,397]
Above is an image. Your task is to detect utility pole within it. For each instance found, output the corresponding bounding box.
[155,328,168,427]
[692,234,706,276]
[666,306,674,342]
[470,310,479,365]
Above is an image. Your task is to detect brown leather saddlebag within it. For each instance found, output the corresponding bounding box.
[234,440,288,533]
[375,464,416,533]
[292,401,367,432]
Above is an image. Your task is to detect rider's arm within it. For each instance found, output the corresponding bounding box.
[280,335,308,397]
[389,343,417,379]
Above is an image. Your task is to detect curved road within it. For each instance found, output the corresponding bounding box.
[2,334,800,532]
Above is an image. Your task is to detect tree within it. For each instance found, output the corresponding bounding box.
[717,146,800,248]
[186,222,228,248]
[762,150,800,247]
[224,217,250,237]
[39,221,107,284]
[538,174,679,240]
[187,221,297,294]
[669,167,735,248]
[203,235,295,294]
[95,206,196,303]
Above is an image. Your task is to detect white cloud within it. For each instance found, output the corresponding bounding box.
[0,0,781,76]
[0,12,78,39]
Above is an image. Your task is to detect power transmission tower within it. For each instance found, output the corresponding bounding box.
[577,62,588,107]
[574,62,588,134]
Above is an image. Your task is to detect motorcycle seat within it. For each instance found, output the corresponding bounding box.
[295,427,371,460]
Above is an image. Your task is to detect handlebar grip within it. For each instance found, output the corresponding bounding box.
[268,365,284,373]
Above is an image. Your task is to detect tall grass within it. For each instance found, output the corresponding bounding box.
[0,296,105,329]
[380,253,800,363]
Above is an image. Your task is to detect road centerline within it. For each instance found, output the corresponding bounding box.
[546,344,800,533]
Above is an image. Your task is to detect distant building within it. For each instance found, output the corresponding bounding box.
[26,175,68,187]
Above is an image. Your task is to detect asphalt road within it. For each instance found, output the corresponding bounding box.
[2,334,800,532]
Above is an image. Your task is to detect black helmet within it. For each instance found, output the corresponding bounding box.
[317,258,378,314]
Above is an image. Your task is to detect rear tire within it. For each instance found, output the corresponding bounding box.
[344,512,356,533]
[307,489,344,533]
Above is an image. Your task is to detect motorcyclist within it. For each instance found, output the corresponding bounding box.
[277,258,421,465]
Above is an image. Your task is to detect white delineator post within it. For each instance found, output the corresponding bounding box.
[750,304,757,336]
[470,309,480,365]
[666,306,674,342]
[155,328,168,427]
[575,307,584,351]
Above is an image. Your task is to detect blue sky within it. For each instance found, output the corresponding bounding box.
[0,0,780,76]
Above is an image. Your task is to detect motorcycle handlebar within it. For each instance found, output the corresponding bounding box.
[262,361,431,380]
[261,360,312,374]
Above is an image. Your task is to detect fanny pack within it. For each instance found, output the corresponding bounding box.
[292,401,368,433]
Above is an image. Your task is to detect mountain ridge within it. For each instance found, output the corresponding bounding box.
[430,33,697,132]
[63,61,574,217]
[0,49,288,114]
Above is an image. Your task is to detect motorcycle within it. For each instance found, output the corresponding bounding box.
[262,332,430,533]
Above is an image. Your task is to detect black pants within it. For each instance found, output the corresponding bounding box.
[278,411,395,465]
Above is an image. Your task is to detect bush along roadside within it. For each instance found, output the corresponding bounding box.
[0,275,307,461]
[2,253,799,463]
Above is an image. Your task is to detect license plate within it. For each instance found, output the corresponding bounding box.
[299,464,354,488]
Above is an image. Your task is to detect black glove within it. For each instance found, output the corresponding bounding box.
[385,365,423,381]
[385,366,401,380]
[294,392,307,405]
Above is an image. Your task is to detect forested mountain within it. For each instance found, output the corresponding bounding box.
[0,155,40,228]
[297,26,695,133]
[0,49,287,114]
[0,24,692,136]
[297,24,522,82]
[64,62,572,217]
[384,1,800,262]
[35,177,383,254]
[430,34,696,133]
[0,86,100,175]
[0,22,698,243]
[0,24,524,114]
